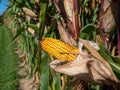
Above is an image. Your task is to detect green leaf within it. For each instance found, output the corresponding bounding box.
[80,24,98,41]
[44,20,56,38]
[12,24,25,42]
[93,6,99,23]
[49,69,61,90]
[98,44,120,75]
[27,23,39,32]
[89,84,100,90]
[112,56,120,64]
[54,73,61,90]
[83,0,90,7]
[40,51,49,90]
[39,0,48,39]
[30,0,35,4]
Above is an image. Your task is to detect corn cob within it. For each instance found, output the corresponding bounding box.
[40,38,79,61]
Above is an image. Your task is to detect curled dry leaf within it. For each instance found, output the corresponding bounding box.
[54,0,80,39]
[27,23,39,38]
[99,0,117,35]
[25,15,31,22]
[27,27,35,36]
[50,39,118,85]
[64,0,73,22]
[64,0,80,39]
[50,57,117,85]
[35,0,39,3]
[36,23,40,28]
[22,7,37,17]
[57,22,77,46]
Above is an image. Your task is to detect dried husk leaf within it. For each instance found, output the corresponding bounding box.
[50,55,118,85]
[91,0,96,10]
[36,22,40,28]
[64,0,73,22]
[25,15,31,22]
[17,12,24,17]
[35,0,39,3]
[27,22,40,36]
[57,22,76,46]
[99,1,116,35]
[64,0,80,39]
[22,7,37,17]
[27,23,39,37]
[27,27,35,35]
[50,39,118,85]
[69,78,88,90]
[54,0,80,39]
[80,39,104,61]
[80,39,118,82]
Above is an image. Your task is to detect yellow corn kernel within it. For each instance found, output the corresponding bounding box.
[40,38,79,61]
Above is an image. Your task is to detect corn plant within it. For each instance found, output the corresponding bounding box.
[4,0,120,90]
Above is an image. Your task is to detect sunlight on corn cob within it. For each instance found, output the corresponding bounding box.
[41,38,80,61]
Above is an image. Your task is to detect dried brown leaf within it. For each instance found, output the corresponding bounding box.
[80,39,104,61]
[28,27,35,35]
[50,56,118,85]
[57,22,77,46]
[64,0,73,22]
[22,7,37,17]
[80,39,118,82]
[50,39,118,85]
[54,0,80,39]
[99,1,116,35]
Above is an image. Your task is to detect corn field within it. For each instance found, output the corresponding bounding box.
[3,0,120,90]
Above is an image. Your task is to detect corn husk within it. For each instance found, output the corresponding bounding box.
[50,39,118,85]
